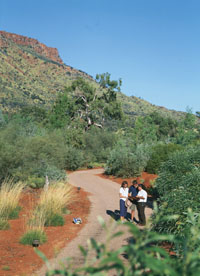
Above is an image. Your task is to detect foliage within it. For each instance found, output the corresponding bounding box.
[83,128,117,163]
[152,145,200,235]
[146,143,182,174]
[64,146,85,170]
[45,213,65,227]
[20,229,47,245]
[149,112,178,139]
[37,211,200,276]
[0,119,68,183]
[105,143,151,177]
[27,176,45,189]
[7,206,21,219]
[174,110,199,145]
[49,77,124,130]
[21,207,46,245]
[19,105,48,123]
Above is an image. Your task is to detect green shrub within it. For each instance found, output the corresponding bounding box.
[45,165,67,182]
[45,213,65,227]
[64,146,85,170]
[152,145,200,235]
[146,143,182,174]
[105,143,150,177]
[0,120,68,183]
[38,211,200,276]
[83,128,116,163]
[20,229,47,245]
[8,206,21,219]
[27,177,45,189]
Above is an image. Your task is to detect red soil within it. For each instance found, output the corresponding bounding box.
[98,171,158,189]
[0,187,90,276]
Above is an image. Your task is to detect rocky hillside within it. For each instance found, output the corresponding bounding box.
[0,31,93,112]
[0,30,183,118]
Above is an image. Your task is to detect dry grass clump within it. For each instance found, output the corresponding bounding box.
[0,179,25,219]
[0,204,9,230]
[20,211,47,245]
[38,182,74,216]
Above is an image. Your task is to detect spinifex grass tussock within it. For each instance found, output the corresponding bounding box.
[0,180,25,219]
[20,211,47,245]
[0,204,10,230]
[35,182,74,226]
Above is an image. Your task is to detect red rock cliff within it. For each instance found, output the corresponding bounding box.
[0,30,63,64]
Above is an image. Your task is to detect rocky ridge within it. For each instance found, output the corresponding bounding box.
[0,31,63,64]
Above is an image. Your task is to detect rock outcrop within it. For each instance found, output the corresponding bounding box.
[0,30,63,64]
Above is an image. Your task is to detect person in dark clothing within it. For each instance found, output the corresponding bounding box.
[136,184,147,226]
[128,180,138,223]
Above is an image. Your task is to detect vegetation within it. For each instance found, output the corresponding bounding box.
[0,33,184,122]
[105,143,151,177]
[2,31,200,275]
[152,144,200,236]
[0,180,24,220]
[36,210,200,276]
[34,182,73,227]
[45,213,65,227]
[20,229,47,245]
[145,143,182,174]
[20,210,47,245]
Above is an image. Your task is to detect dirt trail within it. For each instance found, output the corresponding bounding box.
[37,169,153,275]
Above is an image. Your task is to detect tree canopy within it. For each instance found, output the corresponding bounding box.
[49,75,124,130]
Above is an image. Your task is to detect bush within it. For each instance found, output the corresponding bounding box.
[27,177,45,189]
[45,213,65,227]
[105,143,150,177]
[64,147,85,170]
[146,143,182,174]
[7,206,21,219]
[83,128,117,163]
[20,230,47,245]
[0,119,69,183]
[38,211,200,276]
[152,145,200,235]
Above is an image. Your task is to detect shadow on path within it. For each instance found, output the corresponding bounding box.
[106,209,120,221]
[106,210,137,222]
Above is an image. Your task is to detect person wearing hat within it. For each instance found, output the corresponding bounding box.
[136,184,147,226]
[128,180,138,223]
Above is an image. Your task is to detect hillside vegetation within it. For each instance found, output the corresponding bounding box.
[0,31,184,120]
[1,31,200,275]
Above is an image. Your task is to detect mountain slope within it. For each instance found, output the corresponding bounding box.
[0,30,183,119]
[0,31,93,112]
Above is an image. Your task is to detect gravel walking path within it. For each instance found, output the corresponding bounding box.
[36,169,153,275]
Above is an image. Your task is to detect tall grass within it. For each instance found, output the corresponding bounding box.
[0,204,9,230]
[38,182,74,215]
[20,210,47,245]
[35,182,74,226]
[0,180,25,219]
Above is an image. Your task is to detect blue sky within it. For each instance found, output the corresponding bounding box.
[1,0,200,112]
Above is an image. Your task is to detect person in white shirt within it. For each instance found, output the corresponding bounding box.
[136,184,147,226]
[119,181,128,222]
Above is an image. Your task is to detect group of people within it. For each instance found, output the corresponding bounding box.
[119,179,147,226]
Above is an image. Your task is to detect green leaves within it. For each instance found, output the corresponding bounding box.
[152,145,200,236]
